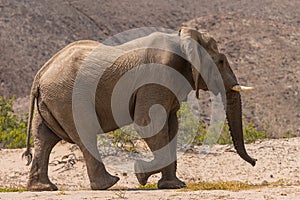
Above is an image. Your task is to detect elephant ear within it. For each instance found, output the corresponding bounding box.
[179,28,201,99]
[179,27,223,97]
[179,27,206,98]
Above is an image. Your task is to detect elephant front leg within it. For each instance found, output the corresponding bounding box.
[133,87,185,188]
[158,111,186,189]
[134,127,171,186]
[134,111,185,188]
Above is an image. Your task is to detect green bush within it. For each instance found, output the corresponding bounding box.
[0,96,29,148]
[193,120,269,145]
[111,128,138,152]
[242,121,268,143]
[179,102,268,145]
[211,121,268,145]
[177,102,200,148]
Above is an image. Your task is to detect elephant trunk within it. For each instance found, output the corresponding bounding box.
[226,91,256,166]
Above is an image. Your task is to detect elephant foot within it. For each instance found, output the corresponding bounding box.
[27,179,58,191]
[90,173,120,190]
[134,160,157,186]
[158,177,186,189]
[135,171,152,186]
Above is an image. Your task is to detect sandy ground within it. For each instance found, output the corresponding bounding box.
[0,137,299,199]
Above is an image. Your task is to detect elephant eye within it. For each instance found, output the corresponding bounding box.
[219,59,224,64]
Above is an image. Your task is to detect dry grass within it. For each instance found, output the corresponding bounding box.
[0,188,26,192]
[137,179,288,191]
[184,179,286,191]
[137,183,158,189]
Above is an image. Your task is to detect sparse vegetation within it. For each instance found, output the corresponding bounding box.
[242,122,268,143]
[137,183,158,189]
[183,179,286,191]
[0,97,295,150]
[0,96,30,148]
[178,102,269,146]
[137,180,287,191]
[214,121,269,145]
[112,102,271,152]
[111,128,138,153]
[186,181,259,191]
[283,131,297,138]
[0,187,26,192]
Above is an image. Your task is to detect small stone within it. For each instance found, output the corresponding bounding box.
[261,180,268,186]
[122,172,127,176]
[270,174,273,178]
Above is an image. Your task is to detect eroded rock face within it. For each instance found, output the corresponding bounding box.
[0,0,197,98]
[1,0,298,97]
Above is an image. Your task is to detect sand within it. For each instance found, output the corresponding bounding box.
[0,137,299,199]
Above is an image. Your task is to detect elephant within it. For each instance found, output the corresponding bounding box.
[22,27,256,191]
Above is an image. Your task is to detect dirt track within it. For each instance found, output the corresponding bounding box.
[1,187,300,200]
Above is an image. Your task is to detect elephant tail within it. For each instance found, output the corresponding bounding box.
[22,77,40,166]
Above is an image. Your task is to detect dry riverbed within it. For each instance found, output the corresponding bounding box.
[0,137,299,199]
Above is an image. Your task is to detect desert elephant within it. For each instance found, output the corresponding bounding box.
[22,27,256,191]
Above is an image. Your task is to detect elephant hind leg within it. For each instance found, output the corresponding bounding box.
[27,113,61,191]
[77,140,119,190]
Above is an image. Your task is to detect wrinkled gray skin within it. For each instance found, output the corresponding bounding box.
[22,27,256,191]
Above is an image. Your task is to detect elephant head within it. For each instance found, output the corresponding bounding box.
[179,27,256,166]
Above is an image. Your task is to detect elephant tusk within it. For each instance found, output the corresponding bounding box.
[231,85,254,92]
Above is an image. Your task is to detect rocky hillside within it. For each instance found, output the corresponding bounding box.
[0,0,299,135]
